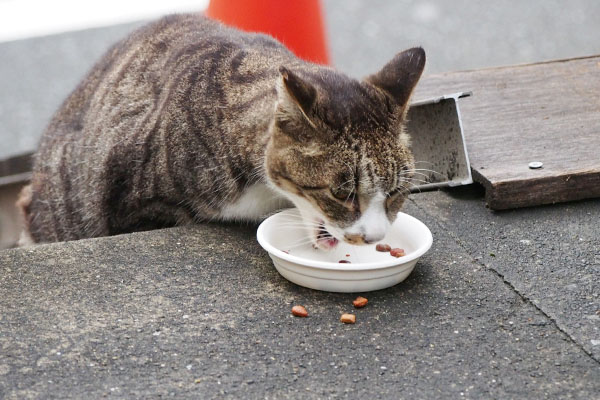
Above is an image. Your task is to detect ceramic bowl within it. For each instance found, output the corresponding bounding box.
[256,208,433,292]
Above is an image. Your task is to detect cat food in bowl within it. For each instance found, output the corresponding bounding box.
[375,244,392,252]
[390,248,406,257]
[256,209,433,293]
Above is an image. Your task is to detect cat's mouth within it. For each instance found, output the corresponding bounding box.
[314,220,339,250]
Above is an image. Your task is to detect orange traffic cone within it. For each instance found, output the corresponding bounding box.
[206,0,330,65]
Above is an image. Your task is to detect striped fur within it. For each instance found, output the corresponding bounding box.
[19,14,425,244]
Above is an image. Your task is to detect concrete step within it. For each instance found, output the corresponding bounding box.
[1,192,599,397]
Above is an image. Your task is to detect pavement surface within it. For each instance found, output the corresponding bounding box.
[1,1,600,398]
[1,192,599,399]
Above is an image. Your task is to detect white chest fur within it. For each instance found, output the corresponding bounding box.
[219,183,292,222]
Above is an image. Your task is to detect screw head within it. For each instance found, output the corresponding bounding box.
[528,161,543,169]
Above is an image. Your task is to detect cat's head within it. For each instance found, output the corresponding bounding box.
[265,48,425,250]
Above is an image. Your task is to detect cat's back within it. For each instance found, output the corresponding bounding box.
[47,14,293,137]
[23,14,298,243]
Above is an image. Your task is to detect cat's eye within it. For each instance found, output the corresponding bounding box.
[331,187,350,200]
[330,187,358,206]
[331,171,356,198]
[297,184,328,191]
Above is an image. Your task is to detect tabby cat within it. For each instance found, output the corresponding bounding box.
[18,13,425,249]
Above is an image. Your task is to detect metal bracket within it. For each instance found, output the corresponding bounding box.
[406,92,473,191]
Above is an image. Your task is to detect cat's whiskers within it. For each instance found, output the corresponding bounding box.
[396,161,444,188]
[284,232,339,250]
[282,233,327,250]
[404,169,441,176]
[400,170,430,180]
[403,167,444,177]
[273,223,325,231]
[397,177,422,188]
[273,216,339,249]
[398,176,430,185]
[412,160,437,167]
[337,160,358,204]
[276,216,318,223]
[284,238,318,250]
[275,219,327,230]
[386,184,411,198]
[276,214,333,228]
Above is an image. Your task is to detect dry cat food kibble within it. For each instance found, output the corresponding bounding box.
[352,296,368,308]
[291,305,308,317]
[338,260,351,264]
[376,243,392,252]
[377,243,406,257]
[340,313,356,324]
[390,248,406,257]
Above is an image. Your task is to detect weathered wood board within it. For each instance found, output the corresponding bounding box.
[413,55,600,210]
[0,152,31,186]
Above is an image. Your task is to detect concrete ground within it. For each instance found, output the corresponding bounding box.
[1,1,599,398]
[1,191,599,398]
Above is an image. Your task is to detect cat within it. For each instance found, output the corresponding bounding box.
[17,13,425,249]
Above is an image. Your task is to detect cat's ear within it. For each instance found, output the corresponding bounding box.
[365,47,426,109]
[277,66,317,128]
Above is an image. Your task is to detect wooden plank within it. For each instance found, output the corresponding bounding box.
[0,152,32,187]
[413,55,600,209]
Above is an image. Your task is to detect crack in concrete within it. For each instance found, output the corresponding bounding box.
[409,197,600,365]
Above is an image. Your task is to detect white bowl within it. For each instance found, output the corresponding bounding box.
[256,208,433,293]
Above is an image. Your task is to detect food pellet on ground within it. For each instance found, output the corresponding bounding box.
[291,305,308,317]
[338,260,351,263]
[340,313,356,324]
[375,243,392,252]
[390,248,405,257]
[352,296,368,308]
